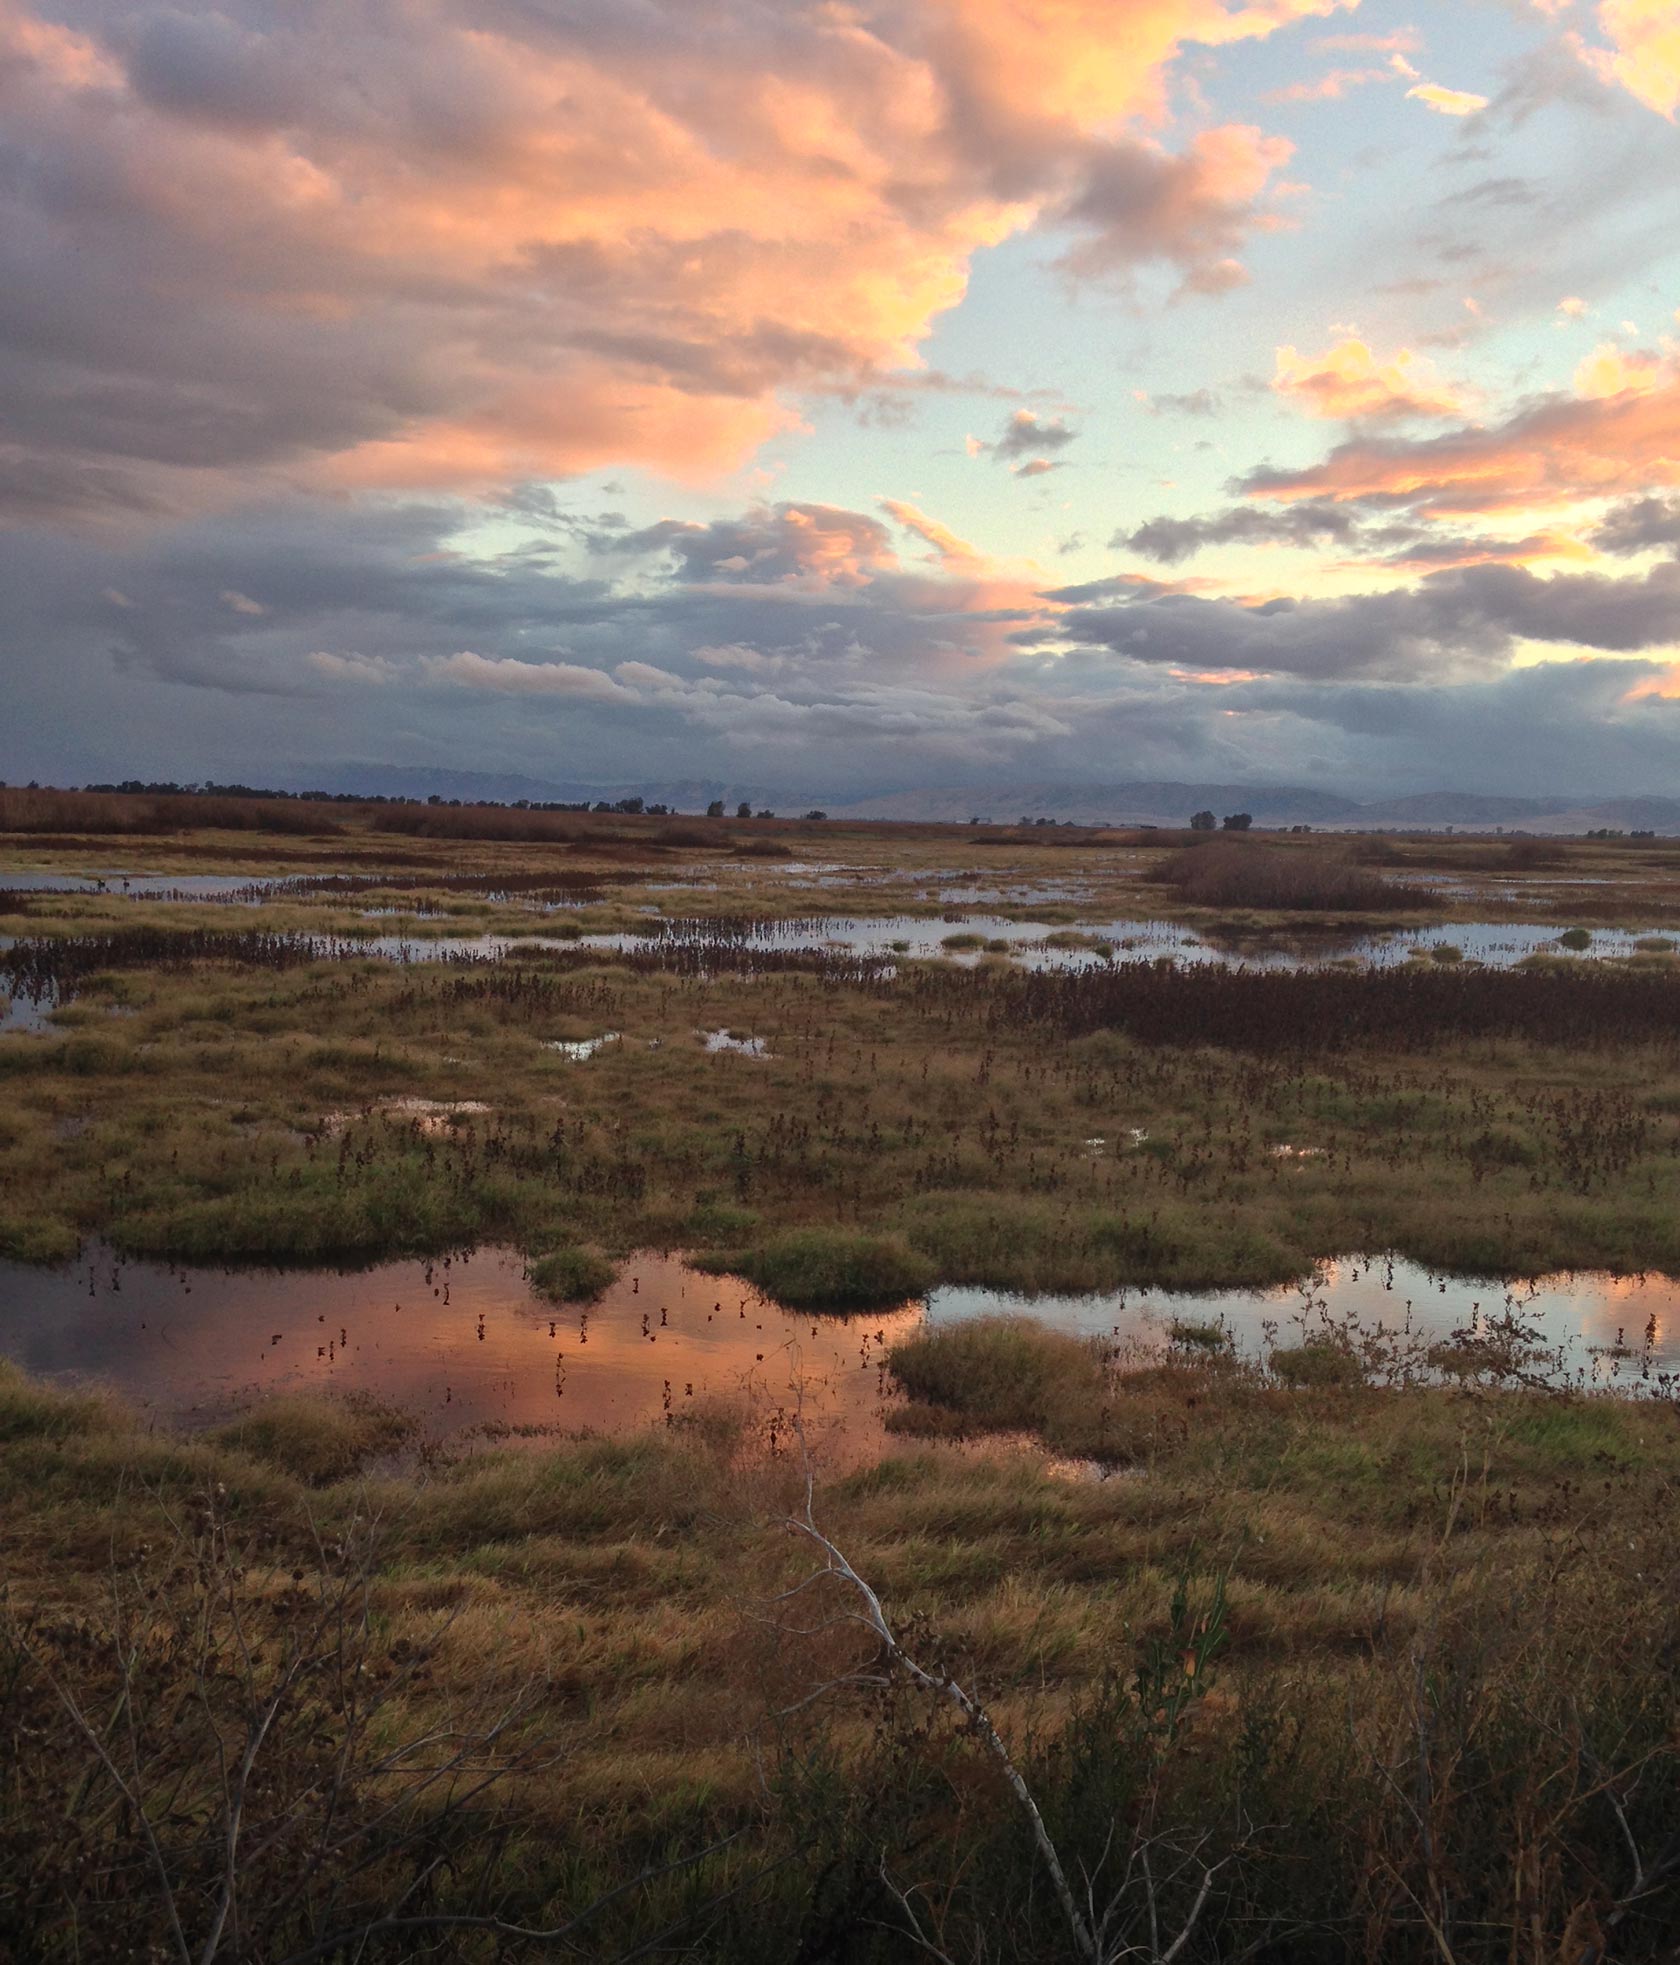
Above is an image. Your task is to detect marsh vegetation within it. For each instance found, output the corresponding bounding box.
[7,791,1680,1958]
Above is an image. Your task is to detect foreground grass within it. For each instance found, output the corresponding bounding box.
[5,1351,1680,1960]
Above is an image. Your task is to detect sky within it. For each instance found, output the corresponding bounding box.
[3,0,1680,801]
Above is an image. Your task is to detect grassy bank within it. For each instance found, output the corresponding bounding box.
[5,1347,1680,1960]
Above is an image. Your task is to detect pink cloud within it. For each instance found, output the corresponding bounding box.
[0,0,1349,519]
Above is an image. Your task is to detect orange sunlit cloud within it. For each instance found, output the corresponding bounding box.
[1370,529,1599,573]
[1624,662,1680,701]
[1273,338,1471,419]
[1249,345,1680,514]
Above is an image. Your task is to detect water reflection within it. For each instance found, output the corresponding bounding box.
[3,1250,1678,1462]
[932,1255,1680,1389]
[0,1248,916,1450]
[385,914,1677,974]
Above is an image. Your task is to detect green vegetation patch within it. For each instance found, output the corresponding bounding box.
[209,1390,415,1484]
[528,1243,617,1302]
[732,1227,934,1309]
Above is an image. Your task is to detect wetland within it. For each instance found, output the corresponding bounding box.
[7,790,1680,1962]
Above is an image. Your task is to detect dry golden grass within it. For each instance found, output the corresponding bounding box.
[5,1354,1680,1960]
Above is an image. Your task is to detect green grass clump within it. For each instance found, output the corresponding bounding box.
[1558,927,1593,951]
[209,1391,415,1484]
[735,1228,933,1309]
[528,1244,617,1302]
[1168,1318,1228,1350]
[1270,1340,1364,1387]
[0,1359,119,1444]
[0,1213,79,1263]
[889,1317,1108,1437]
[940,932,986,951]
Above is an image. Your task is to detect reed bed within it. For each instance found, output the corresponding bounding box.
[1152,839,1427,911]
[919,956,1680,1053]
[0,787,341,835]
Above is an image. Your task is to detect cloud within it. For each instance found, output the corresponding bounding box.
[1141,388,1225,416]
[991,410,1079,461]
[421,654,635,701]
[1117,500,1366,563]
[1313,30,1422,54]
[970,408,1079,477]
[0,0,1338,523]
[304,650,396,685]
[1054,559,1680,679]
[1566,0,1680,116]
[877,499,987,572]
[12,489,1680,801]
[1573,342,1667,398]
[1264,66,1388,103]
[1242,342,1680,515]
[609,505,899,589]
[1407,82,1491,115]
[1594,494,1680,553]
[1273,339,1471,421]
[1052,124,1295,294]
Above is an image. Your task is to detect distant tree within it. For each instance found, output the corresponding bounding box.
[757,808,776,819]
[1189,809,1216,831]
[736,801,753,819]
[706,799,726,818]
[1221,812,1253,831]
[613,796,644,815]
[647,802,670,815]
[804,809,827,821]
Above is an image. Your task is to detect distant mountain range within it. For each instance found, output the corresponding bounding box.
[277,764,1680,834]
[826,784,1680,833]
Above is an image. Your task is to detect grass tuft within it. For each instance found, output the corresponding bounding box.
[733,1228,934,1309]
[209,1390,415,1483]
[528,1244,617,1302]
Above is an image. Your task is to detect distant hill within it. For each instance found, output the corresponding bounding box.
[826,782,1680,833]
[826,781,1362,826]
[263,763,1680,834]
